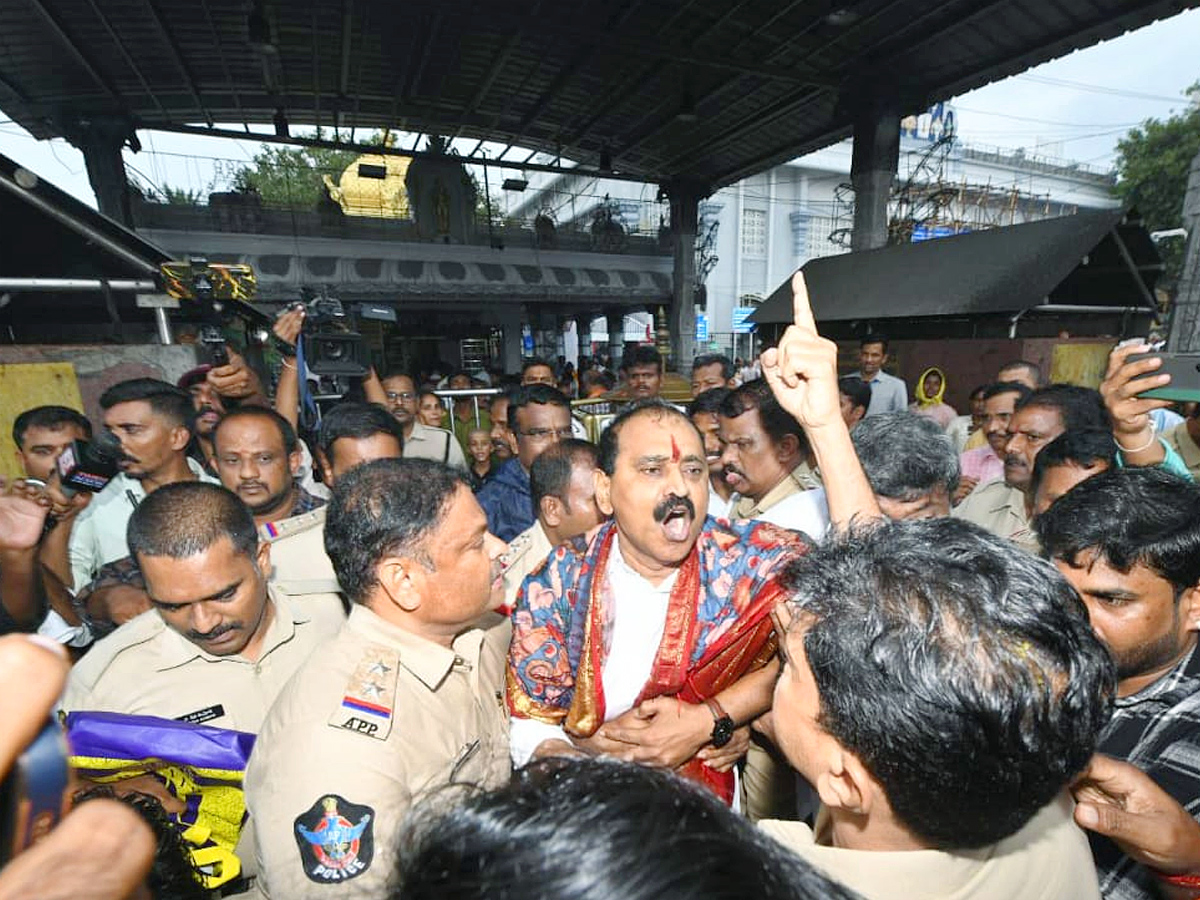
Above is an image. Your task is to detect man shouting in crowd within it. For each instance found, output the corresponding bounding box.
[507,273,879,801]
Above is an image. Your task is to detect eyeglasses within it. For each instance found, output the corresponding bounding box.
[517,427,574,440]
[385,391,416,402]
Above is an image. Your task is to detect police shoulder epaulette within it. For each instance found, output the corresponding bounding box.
[328,643,400,741]
[259,506,326,543]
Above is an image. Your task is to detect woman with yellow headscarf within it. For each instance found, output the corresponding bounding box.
[910,366,958,429]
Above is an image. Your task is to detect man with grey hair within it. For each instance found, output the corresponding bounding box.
[851,411,960,520]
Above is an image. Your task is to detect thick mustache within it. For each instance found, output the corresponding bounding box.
[653,496,695,523]
[1004,454,1026,468]
[188,623,236,642]
[723,465,745,478]
[239,481,268,491]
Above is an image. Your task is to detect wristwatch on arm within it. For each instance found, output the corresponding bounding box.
[704,697,735,748]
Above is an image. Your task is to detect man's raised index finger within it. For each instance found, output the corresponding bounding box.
[792,270,816,332]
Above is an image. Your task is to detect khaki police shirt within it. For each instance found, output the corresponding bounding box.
[60,588,346,732]
[952,479,1038,554]
[243,604,511,899]
[402,420,467,469]
[499,520,554,610]
[760,793,1100,900]
[262,507,341,596]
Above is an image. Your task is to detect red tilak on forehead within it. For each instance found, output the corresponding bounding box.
[670,434,680,463]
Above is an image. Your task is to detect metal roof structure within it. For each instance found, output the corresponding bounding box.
[1,0,1197,191]
[751,208,1162,335]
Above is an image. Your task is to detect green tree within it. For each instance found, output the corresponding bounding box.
[207,130,399,209]
[1114,89,1200,287]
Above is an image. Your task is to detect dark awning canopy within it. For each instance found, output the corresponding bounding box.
[752,209,1162,327]
[0,150,168,281]
[0,150,174,335]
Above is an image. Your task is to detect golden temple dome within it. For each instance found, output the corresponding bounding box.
[323,149,411,219]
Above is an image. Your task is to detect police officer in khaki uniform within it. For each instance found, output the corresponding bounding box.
[499,440,604,612]
[61,482,345,731]
[244,458,511,899]
[263,402,408,597]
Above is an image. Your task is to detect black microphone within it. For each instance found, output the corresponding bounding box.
[55,430,123,495]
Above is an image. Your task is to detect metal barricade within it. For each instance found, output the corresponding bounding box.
[434,388,501,428]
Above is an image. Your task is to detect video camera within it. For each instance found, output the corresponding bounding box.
[292,288,370,379]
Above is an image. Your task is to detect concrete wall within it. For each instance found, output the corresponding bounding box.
[834,336,1115,412]
[0,344,201,427]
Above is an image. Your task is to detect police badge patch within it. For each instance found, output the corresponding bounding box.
[294,795,374,883]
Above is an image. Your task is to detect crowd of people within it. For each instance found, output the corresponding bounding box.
[3,275,1200,899]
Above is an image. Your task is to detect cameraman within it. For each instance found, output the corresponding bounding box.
[178,344,269,474]
[270,304,388,429]
[40,380,219,647]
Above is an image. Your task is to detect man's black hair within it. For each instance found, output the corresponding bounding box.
[522,358,555,376]
[508,384,571,426]
[324,458,467,604]
[999,359,1045,387]
[691,354,735,381]
[687,386,731,418]
[783,518,1114,849]
[597,400,696,476]
[718,379,809,454]
[12,405,92,447]
[99,378,193,430]
[1015,384,1111,433]
[859,333,889,353]
[981,381,1033,404]
[213,406,299,456]
[530,439,599,517]
[73,786,208,900]
[127,482,257,560]
[850,411,960,500]
[394,757,860,900]
[1036,468,1200,595]
[1029,429,1117,501]
[837,376,871,413]
[316,402,405,462]
[583,369,616,392]
[620,345,663,372]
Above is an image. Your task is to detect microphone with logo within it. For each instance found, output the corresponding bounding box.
[54,430,124,495]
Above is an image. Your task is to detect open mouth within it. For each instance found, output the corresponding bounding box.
[658,504,694,542]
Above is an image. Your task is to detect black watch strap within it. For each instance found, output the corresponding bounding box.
[704,697,735,748]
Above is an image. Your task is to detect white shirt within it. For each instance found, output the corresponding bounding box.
[708,484,733,521]
[734,486,829,540]
[509,535,676,765]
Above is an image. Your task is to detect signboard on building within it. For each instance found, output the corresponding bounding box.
[696,314,709,342]
[900,102,956,143]
[732,307,757,334]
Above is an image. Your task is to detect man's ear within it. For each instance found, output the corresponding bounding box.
[255,540,273,582]
[170,424,192,452]
[594,469,613,516]
[315,450,333,486]
[377,556,424,613]
[776,433,800,464]
[540,495,563,528]
[1181,585,1200,631]
[814,747,876,818]
[288,449,303,478]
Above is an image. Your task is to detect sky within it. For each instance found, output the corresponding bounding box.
[1,6,1198,209]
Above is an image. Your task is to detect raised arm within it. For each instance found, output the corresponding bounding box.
[761,271,881,527]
